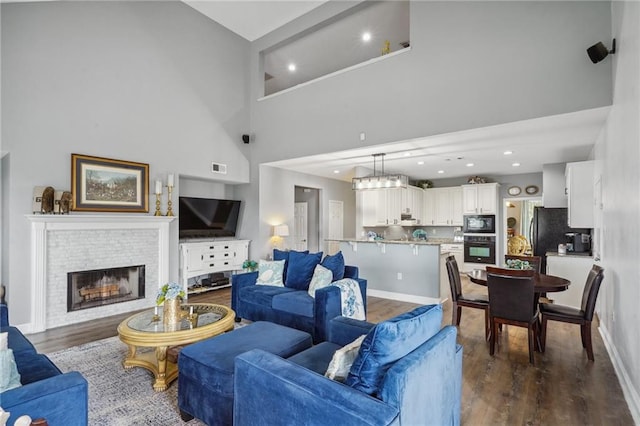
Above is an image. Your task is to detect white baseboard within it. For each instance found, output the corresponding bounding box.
[599,322,640,424]
[367,289,442,306]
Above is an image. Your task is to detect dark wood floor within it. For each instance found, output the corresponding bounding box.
[28,278,634,425]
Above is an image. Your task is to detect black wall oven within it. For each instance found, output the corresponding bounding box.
[463,215,496,234]
[464,235,496,265]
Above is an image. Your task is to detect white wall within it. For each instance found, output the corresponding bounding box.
[1,1,251,325]
[258,165,355,259]
[594,2,640,422]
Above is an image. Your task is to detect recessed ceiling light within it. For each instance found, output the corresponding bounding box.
[512,162,521,167]
[362,32,372,42]
[403,152,411,157]
[466,163,474,167]
[504,150,513,155]
[437,170,444,174]
[288,63,296,72]
[333,170,340,174]
[417,161,425,165]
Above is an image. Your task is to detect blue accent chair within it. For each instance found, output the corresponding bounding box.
[232,264,367,342]
[234,305,463,426]
[1,303,89,425]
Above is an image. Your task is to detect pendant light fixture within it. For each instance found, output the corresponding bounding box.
[352,153,409,190]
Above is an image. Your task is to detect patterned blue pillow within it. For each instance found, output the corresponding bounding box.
[308,264,334,297]
[256,260,285,287]
[285,251,322,290]
[321,251,345,281]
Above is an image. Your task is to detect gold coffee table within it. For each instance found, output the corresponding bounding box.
[117,303,235,391]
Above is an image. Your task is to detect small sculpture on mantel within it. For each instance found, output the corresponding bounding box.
[59,191,72,214]
[40,187,55,213]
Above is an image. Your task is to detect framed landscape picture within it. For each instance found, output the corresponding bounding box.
[71,154,149,212]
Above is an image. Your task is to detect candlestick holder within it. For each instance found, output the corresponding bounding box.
[166,185,174,216]
[154,193,162,216]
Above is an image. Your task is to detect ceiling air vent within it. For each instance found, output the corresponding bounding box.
[211,162,227,174]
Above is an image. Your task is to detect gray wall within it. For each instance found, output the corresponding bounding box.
[594,1,640,421]
[258,166,355,259]
[1,1,251,325]
[249,1,612,162]
[244,1,611,257]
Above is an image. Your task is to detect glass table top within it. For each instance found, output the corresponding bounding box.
[127,304,228,333]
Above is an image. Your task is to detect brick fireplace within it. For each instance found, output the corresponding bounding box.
[27,215,174,332]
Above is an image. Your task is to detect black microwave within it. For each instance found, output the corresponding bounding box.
[463,215,496,234]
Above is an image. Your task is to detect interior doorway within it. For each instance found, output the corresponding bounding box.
[503,197,542,256]
[294,186,320,253]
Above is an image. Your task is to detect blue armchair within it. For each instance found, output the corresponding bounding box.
[233,304,463,426]
[1,303,89,425]
[232,264,367,342]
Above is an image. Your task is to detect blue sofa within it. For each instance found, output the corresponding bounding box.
[0,304,89,425]
[234,304,463,426]
[232,261,367,343]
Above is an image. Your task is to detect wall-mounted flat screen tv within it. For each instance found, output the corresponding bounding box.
[179,196,241,239]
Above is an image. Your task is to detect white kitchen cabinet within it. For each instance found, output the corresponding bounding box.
[360,190,378,227]
[423,189,436,225]
[565,161,594,228]
[546,254,593,309]
[423,187,462,226]
[385,189,402,225]
[179,240,250,296]
[434,187,463,226]
[360,189,402,226]
[400,186,423,223]
[462,183,498,215]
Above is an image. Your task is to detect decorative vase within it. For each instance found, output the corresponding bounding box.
[163,298,182,328]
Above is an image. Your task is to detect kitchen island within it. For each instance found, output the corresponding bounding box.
[328,239,449,305]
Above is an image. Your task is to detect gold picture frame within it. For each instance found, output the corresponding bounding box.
[71,154,149,213]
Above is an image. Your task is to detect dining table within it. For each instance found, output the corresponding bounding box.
[466,268,570,351]
[466,269,571,293]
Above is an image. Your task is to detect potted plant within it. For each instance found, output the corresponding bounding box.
[242,260,258,272]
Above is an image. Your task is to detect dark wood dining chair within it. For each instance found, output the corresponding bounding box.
[504,254,542,273]
[446,255,490,339]
[539,265,604,361]
[486,266,538,365]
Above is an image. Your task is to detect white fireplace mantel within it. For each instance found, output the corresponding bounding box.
[26,214,175,333]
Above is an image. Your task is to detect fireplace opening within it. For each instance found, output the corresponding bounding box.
[67,265,145,312]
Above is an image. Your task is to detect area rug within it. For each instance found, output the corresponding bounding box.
[47,336,206,426]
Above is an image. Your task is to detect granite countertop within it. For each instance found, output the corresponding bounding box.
[326,238,443,246]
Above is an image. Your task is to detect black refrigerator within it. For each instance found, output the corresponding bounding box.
[530,207,590,273]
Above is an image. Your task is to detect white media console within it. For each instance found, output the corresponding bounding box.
[179,240,250,296]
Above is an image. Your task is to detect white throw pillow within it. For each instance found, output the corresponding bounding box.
[325,334,366,382]
[256,259,285,287]
[307,264,333,297]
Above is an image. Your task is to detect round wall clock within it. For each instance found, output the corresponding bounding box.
[507,186,522,196]
[525,185,539,195]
